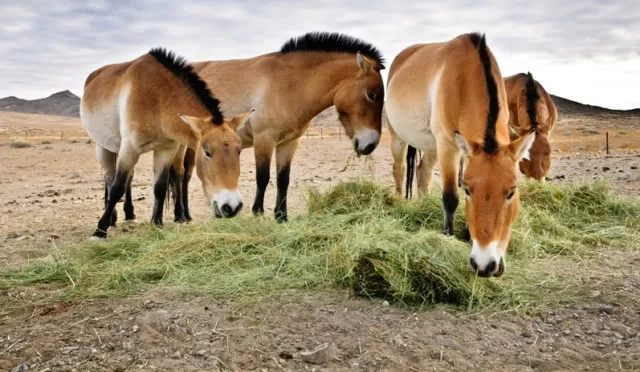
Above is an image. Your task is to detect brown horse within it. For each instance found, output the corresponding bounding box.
[80,48,250,238]
[504,72,558,183]
[155,32,386,223]
[385,33,535,277]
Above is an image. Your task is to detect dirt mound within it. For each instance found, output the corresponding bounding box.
[0,90,80,117]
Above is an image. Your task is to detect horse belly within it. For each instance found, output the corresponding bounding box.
[386,99,435,151]
[80,101,121,153]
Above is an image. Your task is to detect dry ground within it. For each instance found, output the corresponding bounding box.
[1,111,639,371]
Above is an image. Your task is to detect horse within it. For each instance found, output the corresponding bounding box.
[157,31,385,223]
[503,72,558,183]
[385,33,536,277]
[80,47,251,238]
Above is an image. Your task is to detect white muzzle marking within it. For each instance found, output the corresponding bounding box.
[212,189,242,215]
[470,240,502,272]
[354,128,380,153]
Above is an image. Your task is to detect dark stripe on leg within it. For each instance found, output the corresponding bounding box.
[95,170,128,238]
[171,167,186,222]
[275,163,291,223]
[442,189,459,236]
[182,150,194,221]
[124,175,136,220]
[252,161,270,215]
[151,167,171,226]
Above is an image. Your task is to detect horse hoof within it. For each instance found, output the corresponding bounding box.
[91,229,107,239]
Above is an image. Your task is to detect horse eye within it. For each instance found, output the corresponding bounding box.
[203,148,213,158]
[366,91,376,101]
[463,187,471,196]
[506,190,515,200]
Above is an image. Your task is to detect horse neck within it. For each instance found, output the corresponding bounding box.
[279,53,359,123]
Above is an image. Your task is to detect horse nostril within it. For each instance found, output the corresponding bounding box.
[485,260,497,274]
[362,143,376,155]
[237,202,244,212]
[221,204,232,216]
[354,138,360,150]
[469,257,478,271]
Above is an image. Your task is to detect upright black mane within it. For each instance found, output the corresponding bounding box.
[467,32,500,154]
[148,47,224,125]
[525,72,540,130]
[279,32,385,69]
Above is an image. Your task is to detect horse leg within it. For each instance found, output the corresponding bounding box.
[151,145,180,226]
[274,138,300,223]
[416,146,438,197]
[437,141,461,236]
[182,147,196,222]
[93,144,139,238]
[457,157,471,241]
[388,124,407,196]
[251,136,276,216]
[123,169,136,221]
[170,144,187,223]
[96,146,118,227]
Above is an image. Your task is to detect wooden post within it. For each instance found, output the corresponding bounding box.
[321,128,323,140]
[606,131,609,154]
[25,130,28,141]
[61,131,64,141]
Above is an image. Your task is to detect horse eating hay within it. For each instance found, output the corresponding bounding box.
[385,33,535,277]
[173,31,387,223]
[80,48,251,238]
[504,72,558,183]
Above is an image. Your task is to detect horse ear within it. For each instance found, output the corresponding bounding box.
[228,110,252,132]
[178,113,203,135]
[357,51,373,73]
[454,132,479,157]
[508,130,536,162]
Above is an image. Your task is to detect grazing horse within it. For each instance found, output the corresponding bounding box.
[385,33,535,277]
[159,32,385,223]
[504,72,558,183]
[80,48,250,238]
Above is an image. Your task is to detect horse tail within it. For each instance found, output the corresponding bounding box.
[405,145,417,199]
[166,165,175,213]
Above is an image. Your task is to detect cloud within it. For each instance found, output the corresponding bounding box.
[0,0,638,109]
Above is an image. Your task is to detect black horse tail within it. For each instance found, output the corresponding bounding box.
[405,145,417,199]
[166,165,176,212]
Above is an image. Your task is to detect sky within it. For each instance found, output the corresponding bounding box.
[0,0,639,110]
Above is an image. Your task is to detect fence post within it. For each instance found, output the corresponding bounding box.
[321,128,323,140]
[25,130,28,141]
[605,131,609,154]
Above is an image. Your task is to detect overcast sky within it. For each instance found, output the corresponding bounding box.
[1,0,638,109]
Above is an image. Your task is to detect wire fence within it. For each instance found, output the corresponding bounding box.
[1,127,639,155]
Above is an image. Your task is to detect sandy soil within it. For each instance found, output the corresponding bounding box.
[1,112,639,371]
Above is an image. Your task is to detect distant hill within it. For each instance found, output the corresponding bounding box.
[550,95,640,117]
[0,90,80,117]
[312,95,640,128]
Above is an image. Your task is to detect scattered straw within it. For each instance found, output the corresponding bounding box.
[1,179,638,314]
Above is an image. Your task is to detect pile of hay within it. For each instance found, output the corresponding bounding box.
[2,180,639,312]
